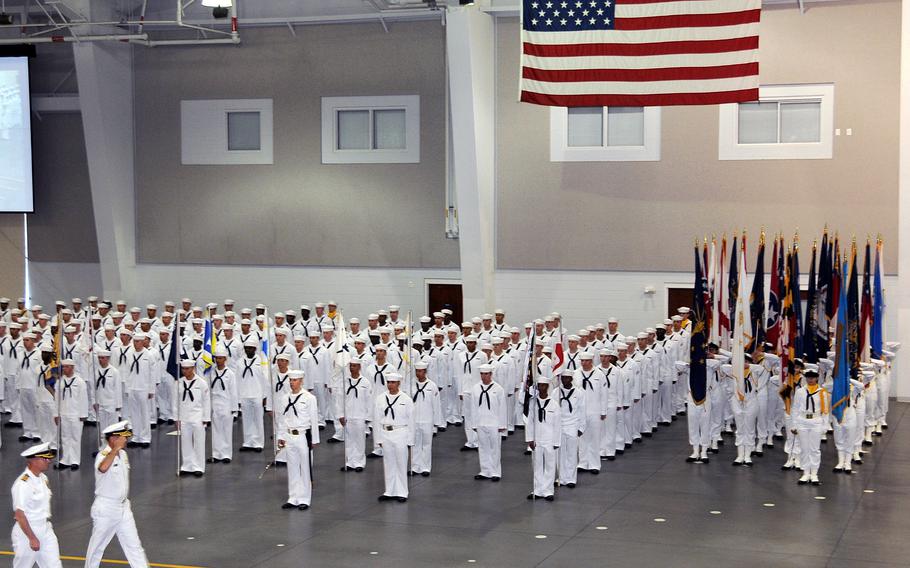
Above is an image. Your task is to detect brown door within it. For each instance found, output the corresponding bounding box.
[428,283,463,323]
[667,287,694,318]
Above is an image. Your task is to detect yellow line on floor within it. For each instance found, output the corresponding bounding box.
[0,550,206,568]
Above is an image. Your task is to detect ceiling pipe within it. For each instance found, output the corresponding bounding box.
[0,32,147,44]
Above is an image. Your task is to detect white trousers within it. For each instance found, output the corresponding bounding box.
[658,382,673,423]
[853,401,866,453]
[532,444,557,497]
[476,425,502,478]
[380,428,410,498]
[732,401,759,450]
[211,405,233,460]
[60,417,83,466]
[506,394,516,430]
[797,420,823,473]
[784,416,801,456]
[600,412,617,458]
[7,377,21,421]
[755,389,769,440]
[285,431,313,506]
[411,422,434,474]
[579,415,602,470]
[462,394,478,447]
[84,498,149,568]
[128,392,151,444]
[832,408,856,454]
[631,400,643,438]
[686,401,711,448]
[180,422,205,473]
[19,389,38,438]
[708,389,725,443]
[313,384,328,425]
[240,398,264,448]
[343,419,367,468]
[558,432,579,485]
[12,521,61,568]
[120,392,131,425]
[36,404,56,448]
[156,380,173,421]
[96,407,120,443]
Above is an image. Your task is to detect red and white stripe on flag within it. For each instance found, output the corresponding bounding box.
[520,0,761,107]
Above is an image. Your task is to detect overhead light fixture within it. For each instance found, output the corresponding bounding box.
[202,0,231,18]
[459,0,475,5]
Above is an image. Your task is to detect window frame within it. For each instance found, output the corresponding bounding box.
[180,98,273,165]
[718,83,835,161]
[549,105,661,162]
[321,95,420,164]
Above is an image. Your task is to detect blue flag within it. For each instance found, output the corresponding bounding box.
[690,245,708,404]
[871,241,884,359]
[202,320,216,375]
[166,322,182,381]
[831,259,850,424]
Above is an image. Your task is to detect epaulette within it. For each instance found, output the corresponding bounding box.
[19,474,28,482]
[100,449,110,457]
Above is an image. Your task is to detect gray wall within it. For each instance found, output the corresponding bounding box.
[29,113,99,263]
[133,21,459,269]
[495,0,900,273]
[0,215,24,298]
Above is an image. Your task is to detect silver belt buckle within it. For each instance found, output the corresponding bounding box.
[805,413,814,419]
[384,425,394,431]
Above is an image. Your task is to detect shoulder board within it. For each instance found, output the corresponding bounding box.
[19,474,28,482]
[100,449,110,457]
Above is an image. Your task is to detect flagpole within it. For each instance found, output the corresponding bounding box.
[53,315,63,468]
[340,308,348,471]
[175,318,183,478]
[264,309,278,471]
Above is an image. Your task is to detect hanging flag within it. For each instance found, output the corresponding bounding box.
[728,234,739,346]
[780,244,794,384]
[748,234,765,352]
[521,332,537,418]
[202,319,216,375]
[803,242,819,363]
[790,240,803,359]
[871,238,885,359]
[518,0,761,107]
[816,231,831,359]
[166,319,182,381]
[829,235,841,321]
[831,256,850,424]
[731,237,752,400]
[846,242,860,380]
[765,235,781,347]
[859,239,873,362]
[690,242,708,405]
[707,236,717,342]
[717,235,729,347]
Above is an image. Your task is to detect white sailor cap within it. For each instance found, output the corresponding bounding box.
[353,336,367,343]
[678,307,691,314]
[274,328,288,336]
[60,358,75,366]
[37,343,52,353]
[480,342,493,351]
[396,333,408,341]
[577,329,590,336]
[466,335,479,342]
[491,337,503,345]
[495,309,505,315]
[561,370,575,378]
[322,324,335,332]
[671,315,683,322]
[461,321,473,328]
[349,318,360,324]
[243,339,259,348]
[284,310,295,316]
[511,327,521,333]
[349,357,363,365]
[255,315,266,322]
[103,420,132,437]
[544,316,555,323]
[568,335,580,342]
[386,373,402,382]
[378,310,389,316]
[212,314,224,321]
[63,325,76,334]
[119,328,133,336]
[637,332,648,340]
[164,301,176,307]
[479,364,494,373]
[9,323,21,330]
[96,349,111,357]
[289,370,304,379]
[375,343,388,351]
[389,305,400,311]
[369,330,381,337]
[542,345,553,353]
[482,313,493,320]
[60,309,73,316]
[91,315,102,321]
[274,312,285,319]
[275,353,291,362]
[128,306,141,313]
[240,319,252,325]
[433,330,445,337]
[38,314,50,321]
[536,376,550,385]
[0,297,10,303]
[53,301,65,307]
[607,317,618,324]
[625,337,637,344]
[0,321,8,328]
[414,362,428,370]
[180,360,196,368]
[533,319,544,325]
[580,352,594,360]
[213,347,229,357]
[300,305,311,311]
[180,298,191,303]
[368,313,379,320]
[293,334,307,342]
[615,344,628,351]
[472,317,482,324]
[663,319,673,325]
[240,308,252,314]
[419,316,431,323]
[21,442,56,459]
[441,309,453,315]
[646,327,656,334]
[596,323,605,330]
[133,332,148,341]
[308,330,321,338]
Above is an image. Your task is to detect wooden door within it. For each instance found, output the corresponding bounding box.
[427,283,463,323]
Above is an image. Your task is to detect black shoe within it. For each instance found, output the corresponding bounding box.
[475,474,489,480]
[491,476,500,482]
[127,441,138,447]
[752,451,763,457]
[327,438,341,444]
[239,446,252,452]
[743,461,753,468]
[396,497,407,503]
[773,434,785,440]
[207,458,216,463]
[53,463,69,470]
[633,438,642,444]
[157,418,165,425]
[355,467,364,472]
[141,443,151,448]
[732,461,742,467]
[590,469,600,475]
[70,464,79,471]
[820,438,827,443]
[3,422,19,429]
[282,503,295,509]
[862,440,873,447]
[167,419,175,425]
[378,495,390,502]
[701,458,710,464]
[544,495,554,501]
[607,456,615,461]
[298,504,309,510]
[616,449,624,455]
[717,439,725,446]
[461,446,474,452]
[254,447,263,453]
[811,480,821,486]
[179,470,191,476]
[625,443,632,449]
[18,435,29,442]
[686,457,697,463]
[527,493,536,500]
[853,459,864,465]
[873,431,883,437]
[833,467,843,474]
[421,471,430,477]
[274,462,287,468]
[318,425,325,431]
[438,427,446,433]
[340,466,351,472]
[222,458,231,464]
[454,422,463,427]
[524,450,532,456]
[882,424,889,430]
[577,467,588,473]
[368,452,382,459]
[150,424,157,430]
[567,483,576,488]
[31,437,40,442]
[193,471,203,477]
[798,478,808,485]
[407,471,414,477]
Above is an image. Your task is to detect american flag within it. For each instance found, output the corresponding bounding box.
[520,0,761,107]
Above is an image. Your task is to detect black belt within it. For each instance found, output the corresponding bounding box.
[288,428,310,436]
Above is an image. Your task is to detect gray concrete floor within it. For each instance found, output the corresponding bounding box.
[1,403,908,568]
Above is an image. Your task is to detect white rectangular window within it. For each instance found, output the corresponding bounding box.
[719,84,834,160]
[321,95,420,164]
[181,99,273,165]
[550,106,661,162]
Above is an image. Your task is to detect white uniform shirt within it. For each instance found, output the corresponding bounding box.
[468,380,507,429]
[174,376,211,424]
[93,446,130,503]
[11,468,52,524]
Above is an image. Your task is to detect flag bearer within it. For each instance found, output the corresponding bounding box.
[526,377,561,501]
[793,369,829,485]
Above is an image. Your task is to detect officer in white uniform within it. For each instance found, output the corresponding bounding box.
[375,374,415,502]
[526,377,561,501]
[276,371,319,510]
[84,421,150,568]
[469,364,507,482]
[11,443,62,568]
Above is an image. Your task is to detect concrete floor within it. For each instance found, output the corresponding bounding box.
[1,403,908,568]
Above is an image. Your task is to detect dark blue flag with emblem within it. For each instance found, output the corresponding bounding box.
[816,232,831,358]
[803,242,819,363]
[748,235,765,352]
[728,234,738,336]
[690,243,708,405]
[791,241,804,358]
[831,257,850,423]
[167,320,182,381]
[847,242,860,380]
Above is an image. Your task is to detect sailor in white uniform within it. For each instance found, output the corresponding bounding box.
[11,443,62,568]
